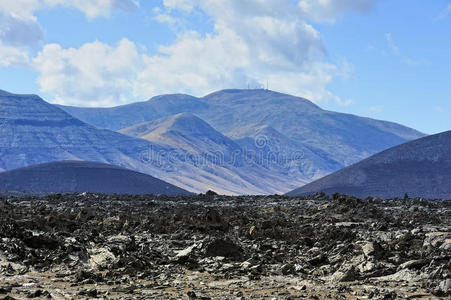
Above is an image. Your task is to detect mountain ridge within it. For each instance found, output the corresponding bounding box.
[0,90,302,194]
[58,89,425,168]
[1,88,427,195]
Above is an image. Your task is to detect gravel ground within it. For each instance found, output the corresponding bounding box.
[0,192,450,299]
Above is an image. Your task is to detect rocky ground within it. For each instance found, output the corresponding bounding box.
[0,192,450,299]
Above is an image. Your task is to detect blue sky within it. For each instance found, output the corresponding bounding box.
[0,0,450,134]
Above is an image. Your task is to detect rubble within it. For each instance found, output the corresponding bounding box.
[0,193,449,298]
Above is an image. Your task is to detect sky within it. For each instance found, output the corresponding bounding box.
[0,0,450,134]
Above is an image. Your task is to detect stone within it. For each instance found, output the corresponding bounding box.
[438,279,451,295]
[176,244,197,258]
[361,242,383,259]
[399,259,428,270]
[205,239,242,259]
[281,264,295,275]
[88,248,117,270]
[331,265,357,282]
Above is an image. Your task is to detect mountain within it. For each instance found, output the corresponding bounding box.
[120,112,241,155]
[202,90,424,166]
[0,161,191,195]
[286,130,451,199]
[0,90,298,194]
[57,94,209,131]
[228,124,342,180]
[59,89,425,169]
[119,113,298,194]
[0,89,169,173]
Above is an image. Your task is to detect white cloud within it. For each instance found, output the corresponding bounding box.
[298,0,380,23]
[0,11,43,47]
[0,0,42,19]
[0,1,42,66]
[0,45,30,67]
[163,0,196,12]
[33,39,141,106]
[154,13,177,25]
[136,0,353,104]
[0,0,139,67]
[29,0,377,106]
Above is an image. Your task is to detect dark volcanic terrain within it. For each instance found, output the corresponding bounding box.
[288,130,451,199]
[0,193,449,299]
[0,161,191,195]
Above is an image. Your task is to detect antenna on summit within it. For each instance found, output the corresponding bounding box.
[266,80,269,91]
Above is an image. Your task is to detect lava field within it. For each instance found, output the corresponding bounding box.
[0,193,450,299]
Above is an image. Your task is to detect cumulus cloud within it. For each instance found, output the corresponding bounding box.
[21,0,385,106]
[298,0,380,23]
[0,12,43,47]
[33,39,141,106]
[0,0,139,67]
[138,0,353,104]
[36,0,361,106]
[0,45,30,67]
[0,1,42,66]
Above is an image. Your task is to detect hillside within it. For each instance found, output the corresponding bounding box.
[59,89,425,169]
[0,161,192,195]
[287,130,451,199]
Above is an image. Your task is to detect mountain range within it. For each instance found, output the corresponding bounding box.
[1,88,425,195]
[287,130,451,199]
[59,89,424,169]
[0,161,191,195]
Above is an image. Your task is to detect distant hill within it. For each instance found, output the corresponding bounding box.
[119,113,300,194]
[120,112,242,155]
[0,88,426,195]
[0,161,192,195]
[286,130,451,199]
[59,89,425,169]
[0,89,300,194]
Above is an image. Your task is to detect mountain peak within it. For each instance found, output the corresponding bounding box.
[0,89,41,99]
[205,88,305,98]
[164,112,207,129]
[203,88,321,112]
[119,112,220,139]
[0,89,75,122]
[147,93,201,104]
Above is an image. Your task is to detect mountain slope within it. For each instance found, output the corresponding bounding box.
[286,130,451,199]
[0,90,299,194]
[0,89,170,172]
[120,112,242,155]
[0,161,191,195]
[201,90,425,166]
[57,94,209,131]
[59,89,425,169]
[119,113,298,193]
[228,124,342,181]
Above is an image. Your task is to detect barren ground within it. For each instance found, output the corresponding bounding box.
[0,193,450,299]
